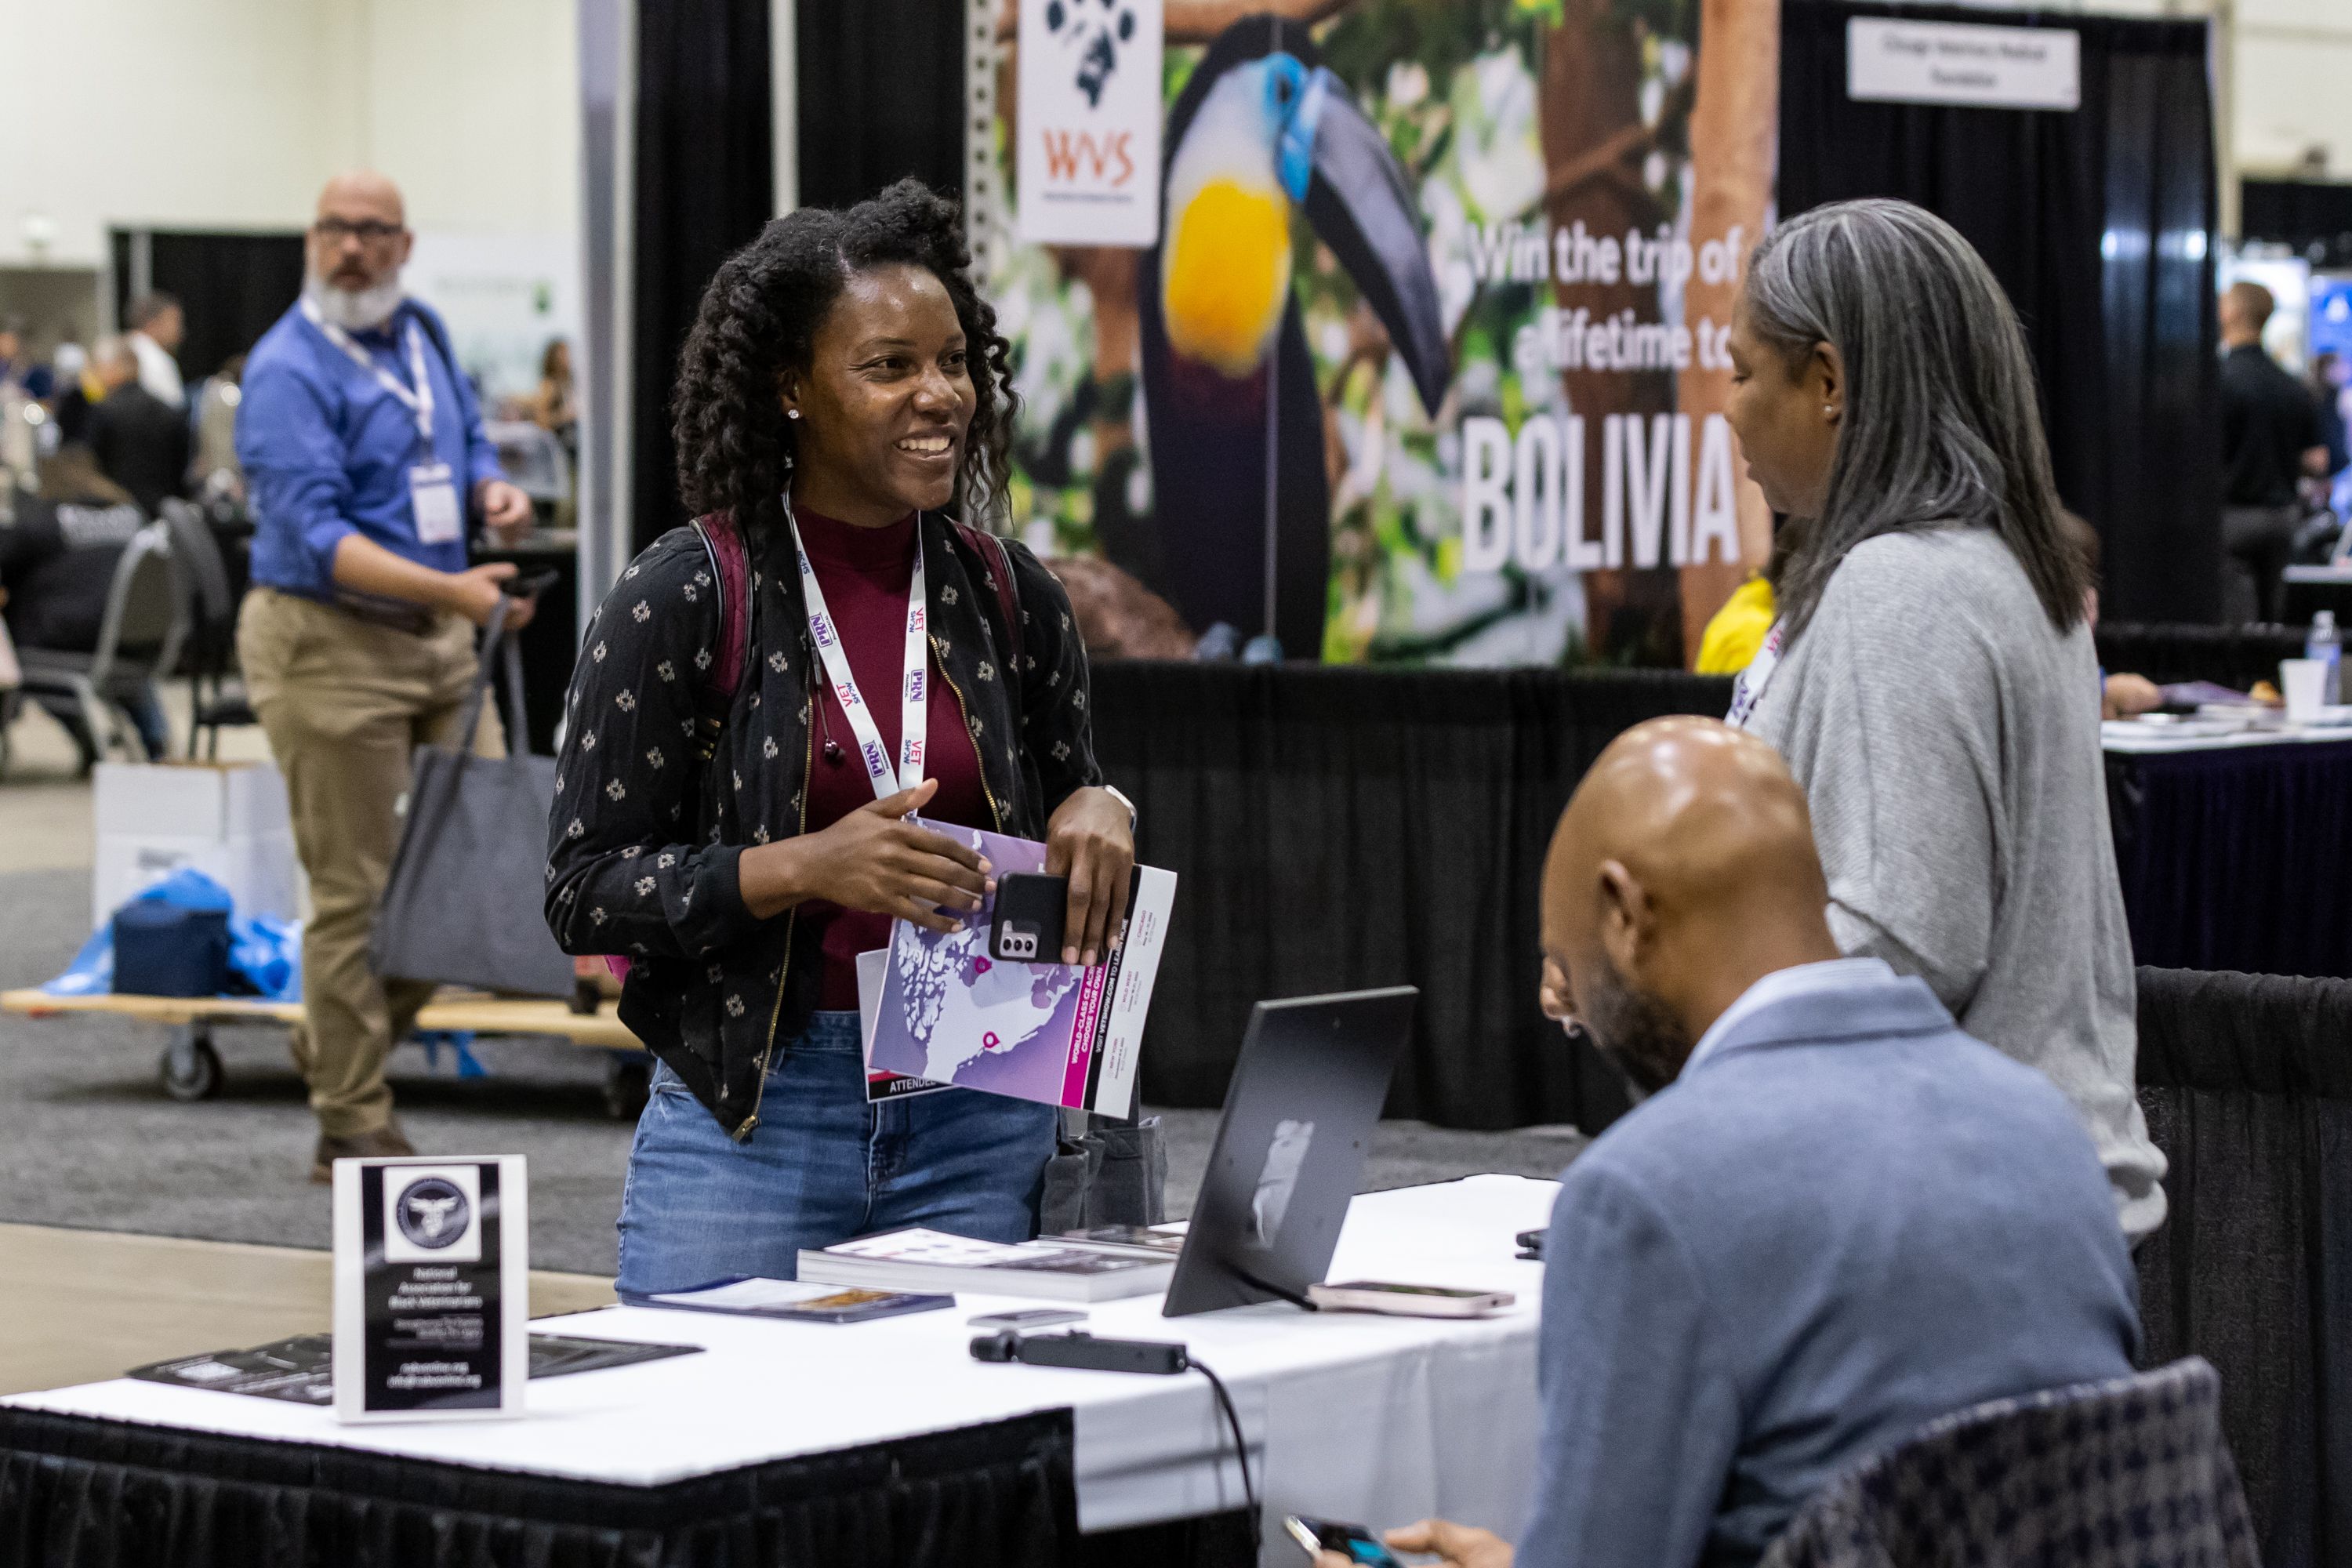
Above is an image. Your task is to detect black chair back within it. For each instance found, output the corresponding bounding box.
[157,499,235,674]
[1759,1358,2256,1568]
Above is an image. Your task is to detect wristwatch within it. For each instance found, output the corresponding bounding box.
[1102,783,1138,830]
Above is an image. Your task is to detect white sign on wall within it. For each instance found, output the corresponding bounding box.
[1016,0,1163,247]
[1848,19,2080,113]
[404,231,582,411]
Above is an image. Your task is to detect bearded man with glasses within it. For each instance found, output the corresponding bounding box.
[234,171,539,1179]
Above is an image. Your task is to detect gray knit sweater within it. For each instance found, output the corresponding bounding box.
[1741,528,2167,1241]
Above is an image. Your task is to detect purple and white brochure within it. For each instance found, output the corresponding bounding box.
[864,817,1174,1114]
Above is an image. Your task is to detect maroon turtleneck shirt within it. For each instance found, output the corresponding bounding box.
[793,507,991,1010]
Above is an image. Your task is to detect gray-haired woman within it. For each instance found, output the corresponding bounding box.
[1722,198,2166,1242]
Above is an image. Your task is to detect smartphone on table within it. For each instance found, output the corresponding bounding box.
[1284,1515,1404,1566]
[966,1307,1087,1332]
[1304,1280,1515,1317]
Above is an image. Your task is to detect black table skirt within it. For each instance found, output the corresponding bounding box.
[2107,737,2352,978]
[0,1407,1077,1568]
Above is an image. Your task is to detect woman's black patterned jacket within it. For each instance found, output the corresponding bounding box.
[544,512,1102,1138]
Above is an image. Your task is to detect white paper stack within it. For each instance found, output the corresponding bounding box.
[797,1227,1175,1301]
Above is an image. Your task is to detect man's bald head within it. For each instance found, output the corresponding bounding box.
[1541,717,1838,1095]
[318,171,405,227]
[308,172,412,303]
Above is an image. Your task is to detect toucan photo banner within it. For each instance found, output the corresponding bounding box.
[985,0,1780,668]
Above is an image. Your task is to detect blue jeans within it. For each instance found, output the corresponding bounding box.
[615,1011,1060,1296]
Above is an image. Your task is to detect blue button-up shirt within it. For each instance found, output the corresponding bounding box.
[235,297,503,599]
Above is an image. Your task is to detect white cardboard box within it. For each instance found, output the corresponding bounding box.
[92,761,305,927]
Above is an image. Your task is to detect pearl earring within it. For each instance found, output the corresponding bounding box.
[787,408,800,420]
[1824,405,1836,418]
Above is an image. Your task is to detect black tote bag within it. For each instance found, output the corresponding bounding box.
[372,599,574,997]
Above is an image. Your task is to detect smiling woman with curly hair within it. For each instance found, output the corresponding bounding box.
[545,180,1137,1294]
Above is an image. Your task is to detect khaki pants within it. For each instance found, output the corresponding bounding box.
[238,589,499,1138]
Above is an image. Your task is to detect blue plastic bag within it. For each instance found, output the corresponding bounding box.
[45,868,303,1001]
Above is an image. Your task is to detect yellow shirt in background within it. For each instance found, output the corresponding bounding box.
[1695,575,1775,673]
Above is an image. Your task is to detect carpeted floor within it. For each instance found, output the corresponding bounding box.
[0,867,1584,1274]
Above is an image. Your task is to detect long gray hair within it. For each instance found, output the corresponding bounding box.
[1744,198,2087,640]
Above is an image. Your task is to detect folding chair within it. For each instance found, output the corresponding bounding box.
[157,499,256,759]
[14,520,190,764]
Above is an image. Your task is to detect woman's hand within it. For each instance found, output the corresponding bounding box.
[2102,672,2162,720]
[1376,1519,1515,1568]
[1045,787,1136,967]
[739,779,991,929]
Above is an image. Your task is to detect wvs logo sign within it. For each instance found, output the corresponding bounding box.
[1038,0,1142,181]
[1043,0,1138,108]
[1018,0,1162,248]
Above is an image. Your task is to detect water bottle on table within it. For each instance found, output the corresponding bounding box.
[2309,611,2342,707]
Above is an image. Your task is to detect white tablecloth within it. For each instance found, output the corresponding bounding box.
[2101,718,2352,753]
[4,1174,1560,1561]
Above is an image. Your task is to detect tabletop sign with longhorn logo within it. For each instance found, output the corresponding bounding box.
[332,1156,528,1421]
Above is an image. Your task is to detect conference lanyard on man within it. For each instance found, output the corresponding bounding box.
[785,495,928,800]
[299,296,463,546]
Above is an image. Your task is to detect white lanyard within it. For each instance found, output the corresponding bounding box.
[786,497,929,800]
[299,296,435,446]
[1726,620,1784,729]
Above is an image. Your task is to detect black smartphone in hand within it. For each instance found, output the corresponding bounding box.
[1283,1516,1403,1566]
[989,872,1067,963]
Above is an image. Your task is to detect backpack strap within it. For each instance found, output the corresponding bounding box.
[948,517,1025,673]
[688,511,750,761]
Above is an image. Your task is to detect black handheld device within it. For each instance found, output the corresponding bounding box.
[988,872,1067,962]
[500,568,562,599]
[1283,1516,1405,1565]
[969,1329,1189,1375]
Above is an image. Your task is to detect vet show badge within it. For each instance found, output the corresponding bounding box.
[332,1156,528,1421]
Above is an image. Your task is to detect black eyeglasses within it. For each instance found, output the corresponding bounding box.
[313,219,404,244]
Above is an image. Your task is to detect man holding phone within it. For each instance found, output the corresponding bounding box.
[1322,719,2136,1568]
[236,170,537,1180]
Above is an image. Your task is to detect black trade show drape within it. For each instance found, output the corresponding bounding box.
[629,0,774,557]
[1779,2,2223,625]
[0,1407,1076,1568]
[2095,622,2307,692]
[2134,967,2352,1567]
[628,3,965,556]
[107,229,305,384]
[794,1,966,212]
[1090,661,1737,1133]
[2241,177,2352,271]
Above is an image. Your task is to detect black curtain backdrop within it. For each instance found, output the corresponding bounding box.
[2095,622,2307,691]
[2134,967,2352,1567]
[627,3,967,556]
[795,1,966,212]
[107,230,304,383]
[2241,177,2352,270]
[630,0,773,557]
[1091,661,1736,1132]
[1779,2,2222,625]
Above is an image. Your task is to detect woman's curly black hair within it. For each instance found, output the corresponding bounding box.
[670,179,1018,541]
